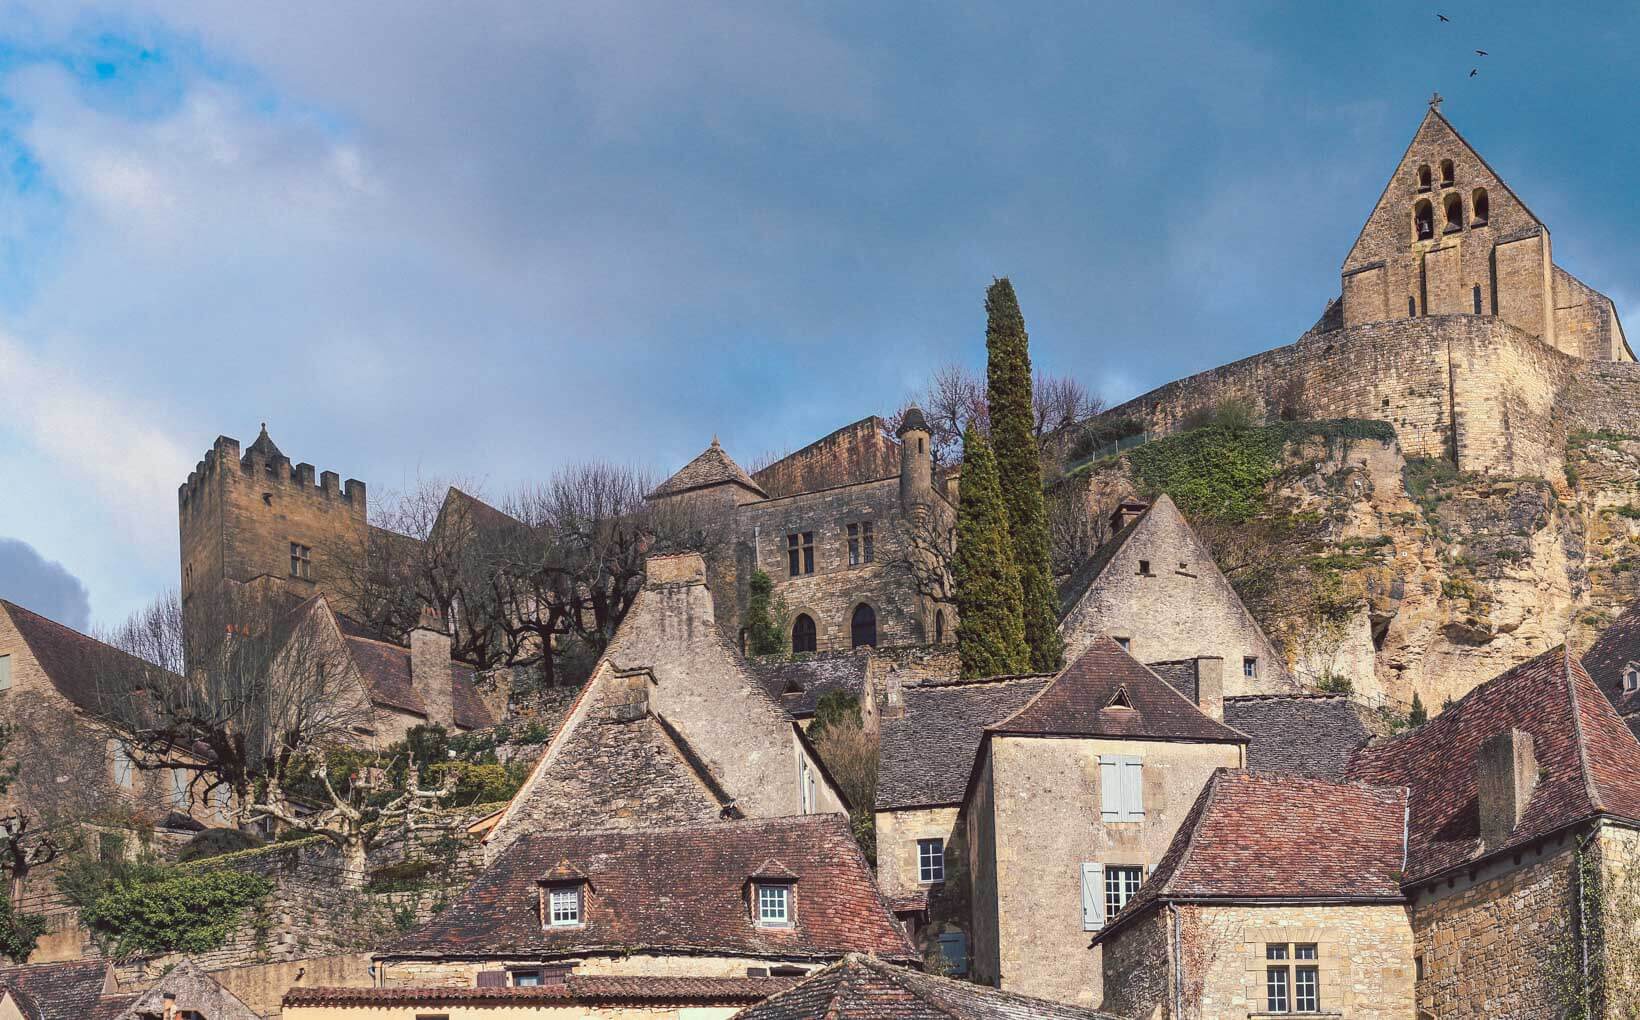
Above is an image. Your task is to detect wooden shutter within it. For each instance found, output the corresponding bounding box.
[1121,758,1145,820]
[1099,758,1121,821]
[1081,862,1104,931]
[476,970,507,987]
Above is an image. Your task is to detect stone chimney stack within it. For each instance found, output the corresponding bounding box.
[410,605,454,728]
[1193,656,1225,722]
[897,406,934,513]
[883,672,906,720]
[607,668,652,723]
[1478,728,1537,850]
[1109,500,1150,535]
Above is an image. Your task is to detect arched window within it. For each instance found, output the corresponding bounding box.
[1414,200,1435,241]
[1440,159,1455,186]
[792,614,817,654]
[934,609,946,644]
[1416,165,1432,191]
[1443,193,1463,233]
[850,604,878,649]
[1408,295,1418,317]
[1471,188,1489,226]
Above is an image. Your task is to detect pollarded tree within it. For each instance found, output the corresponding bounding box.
[952,428,1028,678]
[984,278,1064,673]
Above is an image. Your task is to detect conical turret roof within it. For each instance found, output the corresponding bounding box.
[648,437,767,500]
[246,423,283,460]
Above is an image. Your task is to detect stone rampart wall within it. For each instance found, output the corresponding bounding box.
[751,417,900,498]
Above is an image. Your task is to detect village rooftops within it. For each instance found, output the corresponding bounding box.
[1093,770,1409,944]
[729,953,1127,1020]
[876,674,1052,810]
[286,976,799,1008]
[1346,645,1640,884]
[1583,601,1640,737]
[751,652,872,721]
[0,960,112,1020]
[988,637,1248,744]
[1224,693,1371,781]
[383,814,915,964]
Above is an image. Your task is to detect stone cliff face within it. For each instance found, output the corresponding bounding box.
[1067,423,1640,715]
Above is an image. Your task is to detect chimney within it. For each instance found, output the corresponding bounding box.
[607,668,652,723]
[645,552,707,588]
[411,605,454,728]
[1109,500,1150,535]
[1477,728,1537,850]
[1194,656,1224,722]
[882,672,906,719]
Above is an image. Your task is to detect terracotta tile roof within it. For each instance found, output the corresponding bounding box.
[876,675,1051,810]
[384,814,914,963]
[286,976,798,1007]
[342,633,495,730]
[1224,694,1371,781]
[649,439,768,500]
[751,653,871,720]
[0,960,111,1020]
[1583,602,1640,720]
[1346,646,1640,883]
[0,599,172,715]
[730,953,1125,1020]
[1096,770,1407,943]
[989,638,1248,744]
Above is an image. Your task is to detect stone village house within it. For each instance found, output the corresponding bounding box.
[0,957,259,1020]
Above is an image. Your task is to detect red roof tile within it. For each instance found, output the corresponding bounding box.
[990,637,1247,744]
[343,633,494,730]
[1584,602,1640,720]
[1096,770,1407,942]
[1346,646,1640,883]
[0,960,112,1020]
[384,814,914,963]
[286,976,798,1007]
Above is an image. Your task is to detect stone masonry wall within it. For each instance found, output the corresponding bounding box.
[979,734,1242,1007]
[1097,314,1632,479]
[875,805,969,971]
[1408,837,1579,1018]
[751,417,901,498]
[1097,906,1171,1020]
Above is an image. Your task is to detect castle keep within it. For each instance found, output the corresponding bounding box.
[1100,101,1638,477]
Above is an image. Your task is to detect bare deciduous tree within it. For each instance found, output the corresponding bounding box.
[887,363,1102,468]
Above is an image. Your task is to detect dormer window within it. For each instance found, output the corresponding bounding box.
[1624,663,1640,694]
[755,884,791,927]
[548,885,582,926]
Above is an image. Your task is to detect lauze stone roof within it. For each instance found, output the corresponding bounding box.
[342,632,495,730]
[752,653,872,720]
[385,814,914,963]
[1224,694,1370,781]
[876,675,1051,810]
[990,637,1247,744]
[650,438,768,499]
[1583,601,1640,727]
[0,960,110,1020]
[730,953,1125,1020]
[1347,645,1640,883]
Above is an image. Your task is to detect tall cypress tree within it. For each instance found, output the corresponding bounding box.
[952,427,1029,678]
[984,278,1064,672]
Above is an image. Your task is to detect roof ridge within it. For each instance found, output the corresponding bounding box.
[1563,644,1605,815]
[1154,769,1226,900]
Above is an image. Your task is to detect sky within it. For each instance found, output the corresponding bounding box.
[2,1,1637,632]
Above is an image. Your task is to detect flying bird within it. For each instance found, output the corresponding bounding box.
[1437,13,1450,21]
[1475,49,1488,56]
[1469,67,1479,77]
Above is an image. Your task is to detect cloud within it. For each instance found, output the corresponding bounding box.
[0,537,91,629]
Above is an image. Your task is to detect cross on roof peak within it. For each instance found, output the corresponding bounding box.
[1429,91,1444,111]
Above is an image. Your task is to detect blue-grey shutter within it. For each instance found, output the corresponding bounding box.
[1099,758,1120,821]
[1081,862,1104,931]
[1122,758,1145,820]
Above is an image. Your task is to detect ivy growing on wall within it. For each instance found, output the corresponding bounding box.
[0,898,44,963]
[59,855,273,957]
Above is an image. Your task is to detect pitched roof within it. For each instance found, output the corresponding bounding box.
[650,439,768,500]
[436,487,527,544]
[105,958,260,1020]
[1346,646,1640,883]
[384,814,914,963]
[1095,771,1407,942]
[751,654,871,720]
[245,423,283,460]
[1225,694,1371,781]
[730,953,1125,1020]
[877,675,1052,810]
[989,638,1247,744]
[0,599,171,715]
[1583,602,1640,720]
[1057,504,1149,614]
[286,976,798,1007]
[342,632,495,730]
[0,960,111,1020]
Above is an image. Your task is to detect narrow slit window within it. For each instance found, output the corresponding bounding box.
[1473,284,1483,314]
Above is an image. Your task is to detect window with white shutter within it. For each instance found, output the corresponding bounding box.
[1081,862,1104,931]
[1099,755,1144,821]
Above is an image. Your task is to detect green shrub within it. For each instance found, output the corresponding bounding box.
[1314,673,1354,695]
[1408,692,1429,727]
[0,899,44,963]
[424,761,527,806]
[744,569,789,656]
[808,692,863,743]
[62,855,272,957]
[177,828,265,863]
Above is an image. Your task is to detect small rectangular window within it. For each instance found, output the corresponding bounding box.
[0,654,10,691]
[1137,560,1150,576]
[917,838,945,884]
[757,884,790,926]
[1295,965,1319,1011]
[1267,966,1290,1012]
[289,542,312,579]
[802,532,814,574]
[787,534,800,577]
[1473,284,1483,315]
[1243,656,1258,679]
[512,969,545,986]
[1295,943,1317,960]
[548,886,581,926]
[1103,865,1143,921]
[1267,943,1289,960]
[936,931,968,975]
